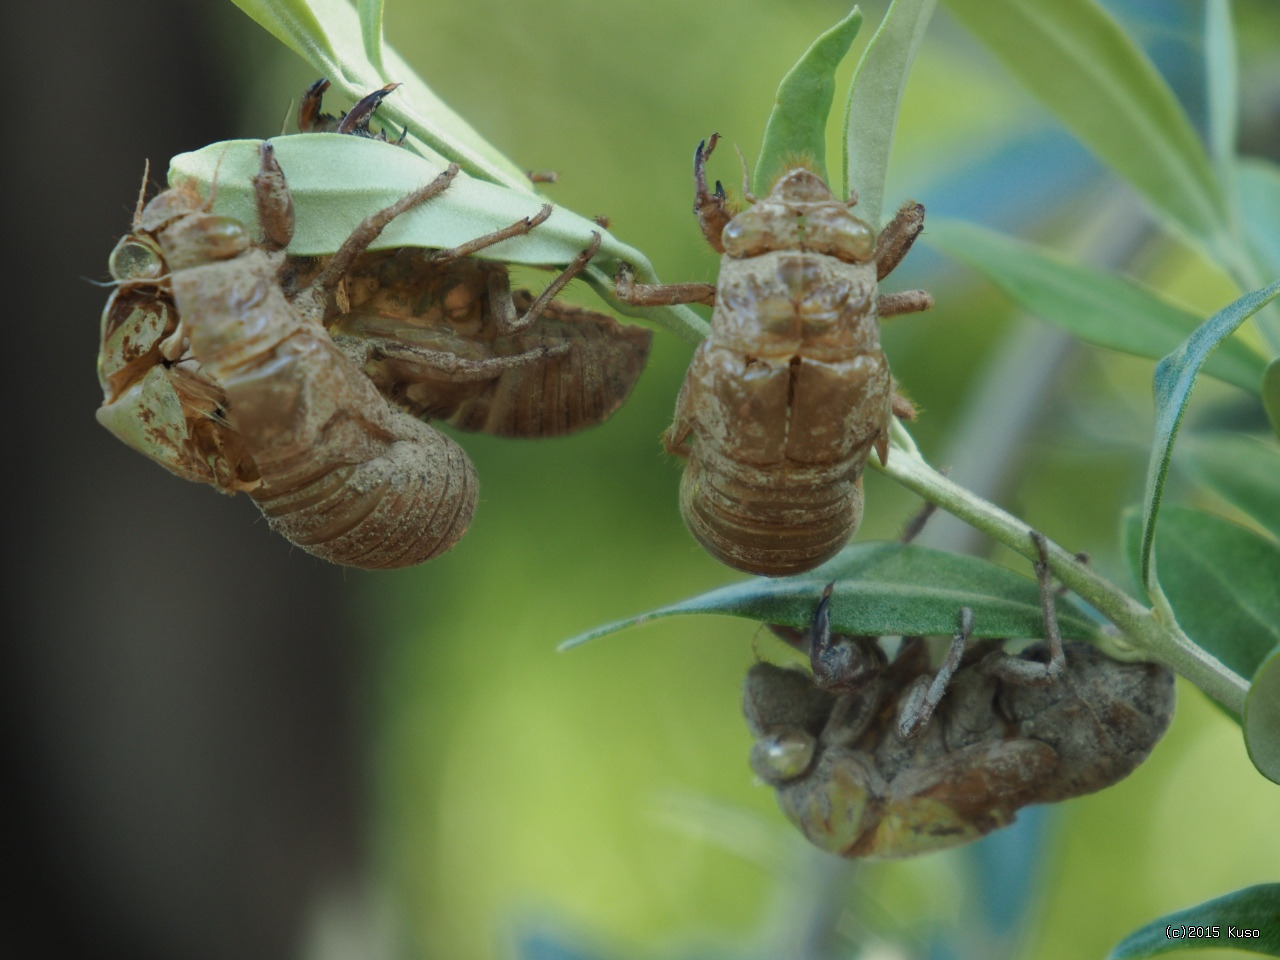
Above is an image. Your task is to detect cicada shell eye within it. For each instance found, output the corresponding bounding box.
[751,730,817,785]
[721,206,797,258]
[776,749,877,855]
[108,235,167,283]
[800,207,875,263]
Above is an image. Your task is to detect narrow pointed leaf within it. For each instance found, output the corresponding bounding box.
[1140,281,1280,590]
[228,0,341,76]
[357,0,386,75]
[1109,884,1280,957]
[1239,159,1280,280]
[168,135,708,341]
[170,135,601,261]
[1205,0,1238,198]
[926,218,1266,393]
[1265,359,1280,438]
[754,7,863,194]
[940,0,1228,254]
[1180,434,1280,539]
[1123,507,1280,688]
[561,541,1102,649]
[1246,646,1280,784]
[843,0,937,227]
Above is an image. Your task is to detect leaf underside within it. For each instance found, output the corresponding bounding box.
[563,541,1101,649]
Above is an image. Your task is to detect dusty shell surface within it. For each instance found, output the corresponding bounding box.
[299,249,652,438]
[743,641,1175,859]
[673,169,892,576]
[97,157,477,568]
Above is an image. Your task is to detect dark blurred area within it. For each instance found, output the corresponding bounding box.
[0,3,366,957]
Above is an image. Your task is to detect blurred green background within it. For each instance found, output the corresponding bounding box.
[4,1,1279,959]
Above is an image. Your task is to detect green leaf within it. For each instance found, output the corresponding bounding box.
[357,0,385,75]
[926,219,1267,393]
[168,135,710,342]
[561,541,1102,649]
[1205,0,1238,198]
[1109,883,1280,957]
[1238,159,1280,280]
[1265,359,1280,438]
[939,0,1229,255]
[1140,281,1280,591]
[1246,647,1280,785]
[1180,434,1280,540]
[754,7,863,195]
[228,0,342,77]
[171,135,601,261]
[229,0,533,191]
[843,0,937,228]
[1123,507,1280,687]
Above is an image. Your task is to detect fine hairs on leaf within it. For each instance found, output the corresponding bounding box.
[844,0,937,227]
[753,7,863,194]
[1139,280,1280,593]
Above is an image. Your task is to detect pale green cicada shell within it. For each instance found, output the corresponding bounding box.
[97,231,252,489]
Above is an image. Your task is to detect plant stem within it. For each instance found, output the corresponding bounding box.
[875,422,1249,713]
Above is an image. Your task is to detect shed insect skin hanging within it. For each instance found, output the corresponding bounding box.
[615,135,932,576]
[97,146,480,568]
[293,81,652,441]
[746,535,1175,859]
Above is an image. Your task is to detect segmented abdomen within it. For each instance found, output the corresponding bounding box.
[681,453,862,576]
[175,255,476,569]
[677,324,890,576]
[443,294,652,437]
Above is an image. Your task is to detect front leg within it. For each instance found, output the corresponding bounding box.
[874,201,925,280]
[341,333,569,383]
[489,232,603,334]
[693,134,732,254]
[292,164,462,322]
[877,289,933,318]
[982,531,1067,686]
[615,262,716,308]
[425,204,553,266]
[897,607,974,739]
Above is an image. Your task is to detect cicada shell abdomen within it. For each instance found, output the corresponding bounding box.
[441,291,651,437]
[674,171,890,576]
[98,148,477,568]
[327,250,652,439]
[168,246,476,568]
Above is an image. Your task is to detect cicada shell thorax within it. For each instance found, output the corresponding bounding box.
[96,148,477,568]
[320,248,652,439]
[678,169,890,576]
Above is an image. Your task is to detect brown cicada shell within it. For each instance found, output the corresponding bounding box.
[294,82,652,438]
[746,534,1175,859]
[744,640,1174,859]
[97,146,478,568]
[615,136,932,576]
